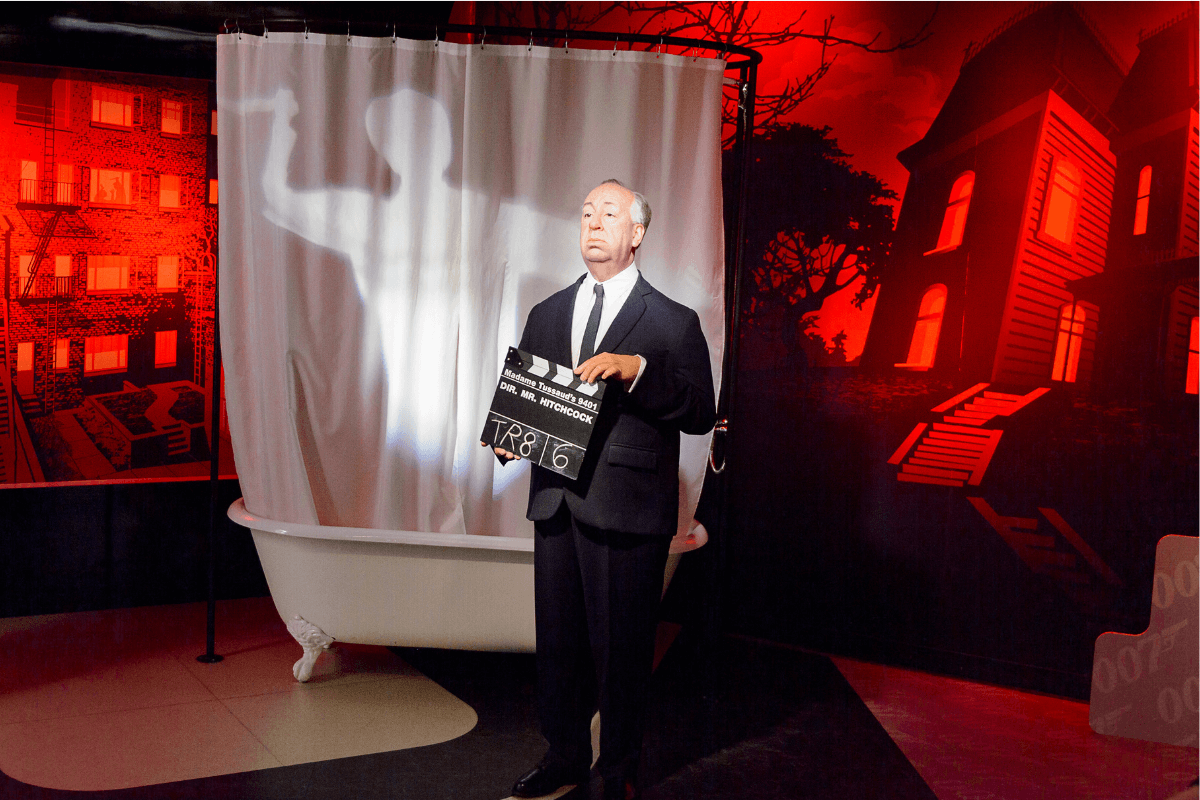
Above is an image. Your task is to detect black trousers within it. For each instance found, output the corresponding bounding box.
[533,504,672,785]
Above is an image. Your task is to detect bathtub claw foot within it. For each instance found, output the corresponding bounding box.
[286,615,334,682]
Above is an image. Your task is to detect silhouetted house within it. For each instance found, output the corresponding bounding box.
[0,62,218,481]
[862,3,1198,400]
[1071,11,1199,400]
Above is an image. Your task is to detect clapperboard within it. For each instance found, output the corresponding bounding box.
[481,347,607,479]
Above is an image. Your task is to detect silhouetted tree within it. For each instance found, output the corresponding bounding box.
[484,2,936,145]
[735,124,896,353]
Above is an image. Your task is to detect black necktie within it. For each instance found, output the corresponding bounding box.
[579,283,604,364]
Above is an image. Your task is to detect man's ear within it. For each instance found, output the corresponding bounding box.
[631,224,645,249]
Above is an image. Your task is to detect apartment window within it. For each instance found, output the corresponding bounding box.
[55,163,74,204]
[1133,165,1152,236]
[19,159,37,202]
[896,285,947,370]
[55,255,72,295]
[18,254,33,283]
[1052,303,1086,383]
[86,255,131,293]
[161,99,190,135]
[1041,158,1082,246]
[84,334,128,375]
[925,172,975,255]
[1187,316,1198,395]
[15,342,33,395]
[208,178,218,205]
[54,338,70,371]
[157,256,179,291]
[159,174,182,208]
[211,109,218,135]
[155,330,178,368]
[89,168,133,206]
[91,86,141,128]
[16,342,33,372]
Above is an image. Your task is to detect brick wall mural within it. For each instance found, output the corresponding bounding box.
[0,61,228,485]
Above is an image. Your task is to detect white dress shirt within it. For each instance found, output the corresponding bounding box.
[571,263,645,387]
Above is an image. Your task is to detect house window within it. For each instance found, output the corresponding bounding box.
[84,334,128,374]
[54,338,70,371]
[155,330,178,368]
[896,285,947,370]
[925,172,974,255]
[18,254,33,284]
[1133,165,1152,236]
[86,255,131,293]
[1052,303,1086,382]
[91,86,140,128]
[19,160,37,202]
[159,174,181,208]
[1187,316,1198,395]
[211,109,218,135]
[89,168,133,206]
[157,256,179,291]
[55,163,74,204]
[161,99,189,135]
[208,178,218,205]
[1041,158,1082,246]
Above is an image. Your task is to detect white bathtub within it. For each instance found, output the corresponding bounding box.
[227,498,706,681]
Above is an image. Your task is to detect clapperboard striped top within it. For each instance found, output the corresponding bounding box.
[525,354,603,397]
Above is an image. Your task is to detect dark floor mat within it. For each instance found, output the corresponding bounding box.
[0,633,934,800]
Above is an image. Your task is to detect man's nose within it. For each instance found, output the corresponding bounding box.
[589,215,602,229]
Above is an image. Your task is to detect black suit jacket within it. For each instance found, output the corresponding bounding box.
[518,273,716,536]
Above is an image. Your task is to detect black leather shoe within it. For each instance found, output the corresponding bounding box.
[511,761,589,798]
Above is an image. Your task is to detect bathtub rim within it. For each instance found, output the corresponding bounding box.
[227,497,535,552]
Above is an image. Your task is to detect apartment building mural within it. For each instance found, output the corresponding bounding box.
[0,61,225,485]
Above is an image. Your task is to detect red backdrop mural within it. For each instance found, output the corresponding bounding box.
[0,61,230,486]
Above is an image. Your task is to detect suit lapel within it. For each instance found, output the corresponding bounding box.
[555,275,586,367]
[597,274,651,355]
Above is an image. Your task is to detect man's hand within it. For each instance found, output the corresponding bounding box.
[575,353,640,385]
[480,440,520,460]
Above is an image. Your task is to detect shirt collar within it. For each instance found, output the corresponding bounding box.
[582,262,639,293]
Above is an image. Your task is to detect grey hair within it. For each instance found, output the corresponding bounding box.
[601,178,652,230]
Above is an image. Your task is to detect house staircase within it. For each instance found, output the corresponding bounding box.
[889,383,1050,487]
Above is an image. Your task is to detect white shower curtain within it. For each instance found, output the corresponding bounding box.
[216,32,725,538]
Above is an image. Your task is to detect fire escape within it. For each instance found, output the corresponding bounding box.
[10,94,94,424]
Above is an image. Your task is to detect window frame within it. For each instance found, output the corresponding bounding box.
[91,85,142,130]
[924,172,975,256]
[1133,165,1152,236]
[1051,302,1087,383]
[86,255,132,294]
[1037,156,1083,250]
[895,284,948,371]
[83,334,129,376]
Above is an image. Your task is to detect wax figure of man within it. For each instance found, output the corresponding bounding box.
[483,180,715,800]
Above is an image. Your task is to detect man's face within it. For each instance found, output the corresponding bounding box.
[579,183,645,274]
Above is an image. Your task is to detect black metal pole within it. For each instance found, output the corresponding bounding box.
[198,247,223,665]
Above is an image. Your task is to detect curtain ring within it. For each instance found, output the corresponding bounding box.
[528,31,533,51]
[303,19,308,39]
[481,28,486,49]
[612,35,618,56]
[262,19,267,39]
[435,24,439,47]
[347,21,351,43]
[392,22,396,43]
[657,35,664,57]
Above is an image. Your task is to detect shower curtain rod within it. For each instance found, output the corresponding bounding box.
[202,20,759,666]
[218,18,763,67]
